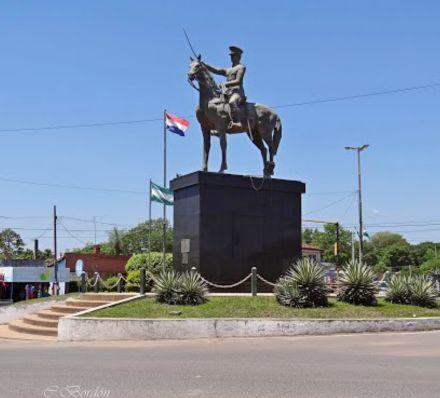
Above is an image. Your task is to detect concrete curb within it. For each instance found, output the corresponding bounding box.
[58,316,440,342]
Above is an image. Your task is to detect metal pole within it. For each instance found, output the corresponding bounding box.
[148,179,152,268]
[335,223,340,279]
[163,109,167,269]
[351,230,355,262]
[53,205,58,295]
[93,216,97,245]
[357,149,364,263]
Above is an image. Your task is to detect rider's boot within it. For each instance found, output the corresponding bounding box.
[228,104,243,131]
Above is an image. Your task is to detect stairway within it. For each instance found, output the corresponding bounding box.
[8,293,136,338]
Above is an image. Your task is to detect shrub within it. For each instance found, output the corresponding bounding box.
[179,271,208,305]
[125,269,141,292]
[385,274,412,304]
[152,269,209,305]
[125,252,173,273]
[337,261,377,306]
[410,276,438,308]
[274,258,327,308]
[125,252,172,290]
[274,277,305,308]
[153,269,181,304]
[101,275,120,292]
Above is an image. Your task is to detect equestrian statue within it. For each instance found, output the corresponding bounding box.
[187,46,282,178]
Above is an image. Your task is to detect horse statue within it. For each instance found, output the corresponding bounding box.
[187,55,282,178]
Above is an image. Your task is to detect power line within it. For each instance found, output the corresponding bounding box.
[0,116,164,133]
[303,192,355,216]
[0,81,438,133]
[0,176,145,195]
[273,82,440,109]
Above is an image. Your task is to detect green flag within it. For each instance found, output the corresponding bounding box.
[150,181,174,206]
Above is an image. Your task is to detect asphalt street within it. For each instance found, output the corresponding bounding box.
[1,332,440,398]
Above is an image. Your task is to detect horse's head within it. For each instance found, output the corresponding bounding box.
[187,55,203,82]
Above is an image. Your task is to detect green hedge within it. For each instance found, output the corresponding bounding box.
[125,252,173,273]
[125,253,173,292]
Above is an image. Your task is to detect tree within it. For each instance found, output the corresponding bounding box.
[108,227,127,255]
[121,218,173,254]
[0,229,25,259]
[302,224,352,265]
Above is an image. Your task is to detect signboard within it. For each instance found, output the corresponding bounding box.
[181,239,190,253]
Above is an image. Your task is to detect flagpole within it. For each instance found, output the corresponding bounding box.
[163,109,167,270]
[148,179,152,269]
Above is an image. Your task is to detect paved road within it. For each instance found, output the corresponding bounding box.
[1,332,440,398]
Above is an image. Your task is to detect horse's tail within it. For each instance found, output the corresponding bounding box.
[273,116,282,155]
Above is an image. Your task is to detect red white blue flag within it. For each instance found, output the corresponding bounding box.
[165,112,189,136]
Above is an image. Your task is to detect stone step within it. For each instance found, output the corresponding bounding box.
[65,298,113,308]
[80,293,137,302]
[8,319,57,337]
[23,314,58,328]
[37,309,67,320]
[50,304,85,314]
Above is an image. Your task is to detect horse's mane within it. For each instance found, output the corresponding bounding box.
[200,63,218,91]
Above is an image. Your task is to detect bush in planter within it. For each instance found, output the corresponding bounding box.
[337,260,377,306]
[274,277,306,308]
[152,269,208,305]
[409,276,438,308]
[274,258,328,308]
[179,271,208,305]
[153,269,181,304]
[385,274,412,304]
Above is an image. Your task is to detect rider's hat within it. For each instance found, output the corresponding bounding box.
[229,46,243,55]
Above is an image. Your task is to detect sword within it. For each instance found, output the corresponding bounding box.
[183,28,199,59]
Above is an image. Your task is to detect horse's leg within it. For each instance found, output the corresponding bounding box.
[251,135,268,176]
[202,127,211,172]
[219,130,227,173]
[262,126,276,176]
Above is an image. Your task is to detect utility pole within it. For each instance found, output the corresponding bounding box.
[163,109,167,268]
[53,205,58,295]
[93,216,97,245]
[351,230,355,262]
[345,144,369,263]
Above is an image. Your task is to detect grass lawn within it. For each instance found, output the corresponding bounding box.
[85,296,440,319]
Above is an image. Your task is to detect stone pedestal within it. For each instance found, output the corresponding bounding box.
[170,171,305,288]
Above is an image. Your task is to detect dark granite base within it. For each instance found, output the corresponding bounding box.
[170,171,305,290]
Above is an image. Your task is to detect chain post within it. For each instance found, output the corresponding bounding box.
[80,272,86,294]
[93,272,99,293]
[251,267,257,296]
[140,267,146,295]
[117,273,122,293]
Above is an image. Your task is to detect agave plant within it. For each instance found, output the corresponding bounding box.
[337,260,377,306]
[410,276,438,308]
[179,271,208,305]
[274,277,306,308]
[153,269,181,304]
[274,258,327,308]
[385,274,412,304]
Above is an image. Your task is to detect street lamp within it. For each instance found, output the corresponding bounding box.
[345,144,369,263]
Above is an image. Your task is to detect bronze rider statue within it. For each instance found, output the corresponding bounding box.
[202,46,246,130]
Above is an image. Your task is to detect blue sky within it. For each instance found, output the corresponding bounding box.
[0,1,439,252]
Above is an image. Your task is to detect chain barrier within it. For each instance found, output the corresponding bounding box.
[200,273,252,289]
[256,274,276,287]
[99,275,124,290]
